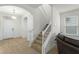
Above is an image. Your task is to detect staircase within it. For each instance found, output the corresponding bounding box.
[42,22,53,53]
[42,23,51,43]
[32,32,42,53]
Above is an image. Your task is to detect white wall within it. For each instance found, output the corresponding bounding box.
[0,13,33,42]
[60,8,79,35]
[32,8,45,39]
[43,6,60,53]
[32,4,51,40]
[21,15,33,41]
[44,5,79,53]
[51,4,79,35]
[0,15,22,39]
[0,15,3,40]
[52,6,60,35]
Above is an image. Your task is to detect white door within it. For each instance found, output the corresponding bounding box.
[3,18,15,39]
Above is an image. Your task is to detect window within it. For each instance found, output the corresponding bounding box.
[64,16,78,36]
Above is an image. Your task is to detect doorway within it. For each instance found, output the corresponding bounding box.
[3,16,16,39]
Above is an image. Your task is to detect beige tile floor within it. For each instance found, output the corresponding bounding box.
[0,38,39,54]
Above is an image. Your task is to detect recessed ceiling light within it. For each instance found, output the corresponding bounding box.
[11,16,16,19]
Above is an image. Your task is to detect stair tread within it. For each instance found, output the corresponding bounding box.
[32,43,42,53]
[32,32,42,53]
[35,39,42,45]
[37,36,42,40]
[38,33,42,37]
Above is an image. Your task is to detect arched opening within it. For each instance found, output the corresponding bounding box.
[0,6,33,42]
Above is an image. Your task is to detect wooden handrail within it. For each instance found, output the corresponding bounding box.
[42,23,51,35]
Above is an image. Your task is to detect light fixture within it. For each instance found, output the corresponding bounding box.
[11,16,16,19]
[11,8,16,19]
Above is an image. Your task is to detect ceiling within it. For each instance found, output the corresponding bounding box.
[52,4,79,13]
[0,4,42,17]
[0,4,42,11]
[1,4,79,14]
[0,4,41,8]
[26,4,42,8]
[0,4,79,16]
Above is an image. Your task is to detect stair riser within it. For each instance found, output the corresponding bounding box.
[32,32,42,53]
[32,44,42,53]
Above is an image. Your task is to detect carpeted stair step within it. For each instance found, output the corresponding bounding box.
[38,33,42,37]
[34,39,42,45]
[32,43,42,53]
[37,36,42,40]
[32,32,42,53]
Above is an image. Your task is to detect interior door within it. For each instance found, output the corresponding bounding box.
[3,18,15,39]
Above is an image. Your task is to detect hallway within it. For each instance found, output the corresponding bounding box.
[0,37,39,54]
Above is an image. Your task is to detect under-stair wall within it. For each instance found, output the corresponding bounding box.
[42,31,56,54]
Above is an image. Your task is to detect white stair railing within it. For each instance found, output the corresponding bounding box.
[42,23,51,43]
[42,31,56,54]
